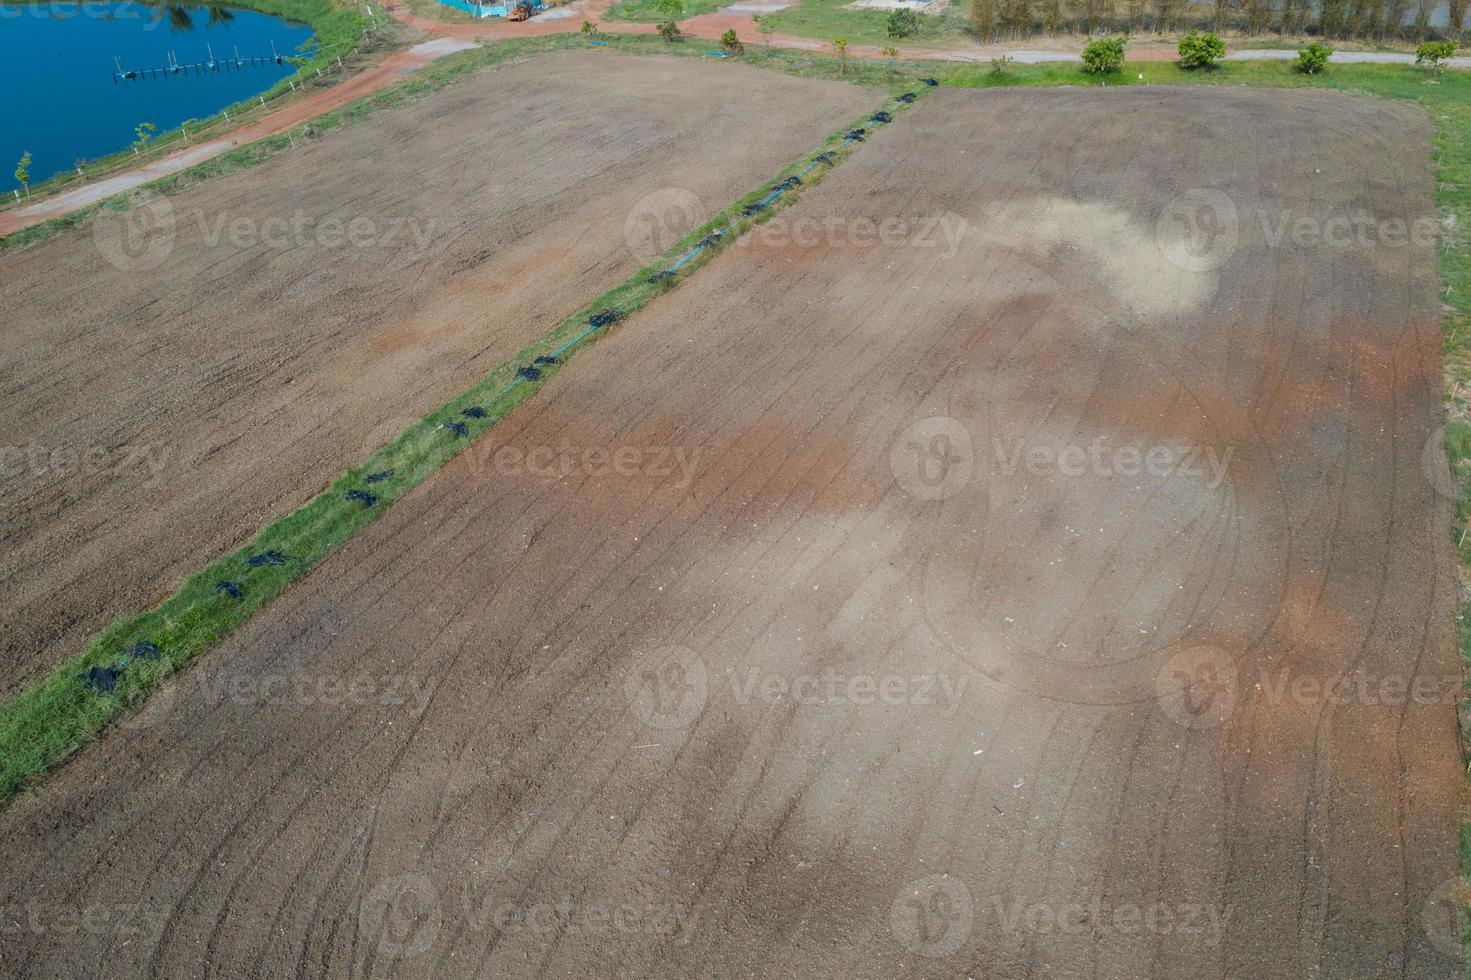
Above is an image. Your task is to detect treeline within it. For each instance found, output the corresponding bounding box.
[968,0,1467,40]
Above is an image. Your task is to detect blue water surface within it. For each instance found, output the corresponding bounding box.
[0,2,314,192]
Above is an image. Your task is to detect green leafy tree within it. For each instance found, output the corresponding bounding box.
[721,27,744,53]
[1177,30,1226,68]
[14,151,31,199]
[1081,35,1126,71]
[754,13,775,46]
[887,7,920,36]
[1449,0,1467,40]
[1416,39,1457,69]
[832,36,849,72]
[656,0,682,40]
[132,122,158,155]
[1296,40,1332,71]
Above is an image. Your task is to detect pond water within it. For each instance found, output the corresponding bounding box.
[0,2,314,192]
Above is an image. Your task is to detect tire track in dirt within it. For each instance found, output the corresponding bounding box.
[0,85,1461,979]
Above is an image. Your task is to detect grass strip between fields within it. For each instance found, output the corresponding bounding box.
[0,83,928,805]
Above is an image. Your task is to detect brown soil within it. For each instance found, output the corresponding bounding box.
[0,49,876,698]
[0,87,1461,979]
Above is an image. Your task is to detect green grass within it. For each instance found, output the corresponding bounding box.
[0,37,920,802]
[761,0,972,49]
[606,0,733,22]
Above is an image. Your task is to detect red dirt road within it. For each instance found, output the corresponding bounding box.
[0,86,1459,978]
[0,50,876,697]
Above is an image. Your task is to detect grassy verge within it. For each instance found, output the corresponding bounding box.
[762,0,973,48]
[606,0,733,21]
[0,59,922,802]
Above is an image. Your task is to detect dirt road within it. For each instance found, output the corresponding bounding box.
[0,85,1458,977]
[0,50,876,697]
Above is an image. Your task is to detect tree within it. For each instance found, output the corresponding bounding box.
[1416,39,1457,69]
[14,151,30,199]
[655,0,682,40]
[1039,0,1064,33]
[580,18,598,36]
[1242,0,1270,33]
[721,27,744,53]
[1295,40,1331,71]
[970,0,1000,37]
[887,7,920,36]
[1211,0,1231,31]
[132,122,158,157]
[1081,35,1126,70]
[1152,0,1184,32]
[1001,0,1032,35]
[1448,0,1468,39]
[1178,29,1226,66]
[1319,0,1347,36]
[753,13,775,46]
[831,36,849,72]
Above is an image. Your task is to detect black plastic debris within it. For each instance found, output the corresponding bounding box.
[647,269,676,284]
[346,489,378,508]
[697,231,724,248]
[127,640,161,660]
[845,129,867,142]
[462,406,487,419]
[517,366,542,382]
[246,549,295,567]
[80,665,121,693]
[897,92,918,103]
[533,355,560,366]
[365,470,393,484]
[588,309,622,328]
[774,176,802,191]
[814,151,837,165]
[214,581,243,600]
[870,110,892,124]
[921,77,939,86]
[445,420,469,438]
[742,201,769,217]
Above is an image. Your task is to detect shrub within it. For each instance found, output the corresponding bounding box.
[721,27,744,53]
[990,53,1014,73]
[1177,30,1225,69]
[657,19,680,39]
[887,7,920,37]
[1295,40,1331,73]
[580,18,597,34]
[880,44,899,56]
[1081,36,1126,73]
[1416,40,1457,69]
